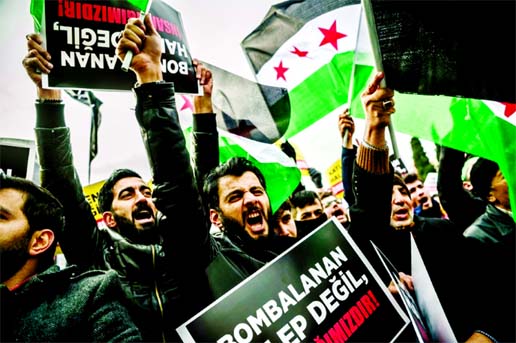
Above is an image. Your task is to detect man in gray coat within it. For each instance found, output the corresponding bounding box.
[0,174,142,342]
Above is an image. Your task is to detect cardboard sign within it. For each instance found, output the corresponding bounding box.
[41,0,199,94]
[0,138,38,182]
[326,158,344,197]
[177,218,409,343]
[371,236,457,343]
[82,179,105,223]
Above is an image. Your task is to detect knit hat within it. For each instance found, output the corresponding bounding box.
[469,157,499,200]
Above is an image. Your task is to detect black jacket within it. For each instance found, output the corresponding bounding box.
[437,146,487,229]
[348,161,476,341]
[35,84,216,342]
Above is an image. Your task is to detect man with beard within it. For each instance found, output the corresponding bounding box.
[23,18,215,341]
[201,154,332,298]
[202,157,279,298]
[0,174,142,342]
[97,169,159,244]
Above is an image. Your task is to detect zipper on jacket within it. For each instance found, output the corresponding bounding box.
[151,245,166,343]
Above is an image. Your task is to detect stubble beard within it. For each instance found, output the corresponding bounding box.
[0,233,32,283]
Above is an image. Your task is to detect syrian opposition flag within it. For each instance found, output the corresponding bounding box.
[392,95,516,219]
[217,131,302,213]
[127,0,153,13]
[348,3,516,220]
[201,61,290,144]
[241,0,361,140]
[177,96,301,213]
[30,0,43,32]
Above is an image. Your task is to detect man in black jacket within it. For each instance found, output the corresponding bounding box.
[349,71,512,342]
[23,17,216,341]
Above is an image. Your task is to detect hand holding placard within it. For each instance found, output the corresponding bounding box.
[121,0,153,72]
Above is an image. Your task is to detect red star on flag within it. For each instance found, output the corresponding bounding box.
[319,20,347,50]
[274,61,289,81]
[290,46,308,57]
[180,95,193,112]
[502,102,516,118]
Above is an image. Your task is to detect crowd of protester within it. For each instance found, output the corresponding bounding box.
[1,12,513,343]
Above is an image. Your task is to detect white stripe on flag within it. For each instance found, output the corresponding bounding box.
[483,100,516,126]
[220,130,296,167]
[256,5,361,90]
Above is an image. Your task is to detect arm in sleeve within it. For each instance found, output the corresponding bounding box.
[34,101,101,268]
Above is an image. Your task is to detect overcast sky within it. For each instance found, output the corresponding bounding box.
[0,0,436,187]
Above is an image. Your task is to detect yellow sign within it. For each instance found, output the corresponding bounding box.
[326,159,343,197]
[83,180,105,222]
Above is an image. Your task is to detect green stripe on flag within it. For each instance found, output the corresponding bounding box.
[284,51,355,139]
[184,127,301,213]
[349,74,516,221]
[394,95,516,210]
[30,0,43,32]
[219,133,301,213]
[127,0,152,12]
[349,0,515,219]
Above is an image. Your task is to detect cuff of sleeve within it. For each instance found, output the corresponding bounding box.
[357,144,390,175]
[35,101,66,128]
[474,330,498,343]
[133,82,174,109]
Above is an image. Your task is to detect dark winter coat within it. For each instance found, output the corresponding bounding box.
[1,265,142,342]
[34,84,216,342]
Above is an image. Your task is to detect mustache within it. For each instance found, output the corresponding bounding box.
[134,202,153,213]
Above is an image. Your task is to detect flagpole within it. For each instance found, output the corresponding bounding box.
[121,0,153,72]
[344,3,368,148]
[87,91,95,184]
[361,0,400,160]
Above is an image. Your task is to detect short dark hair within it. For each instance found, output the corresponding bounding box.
[290,190,321,209]
[394,172,411,198]
[317,189,333,201]
[98,169,142,212]
[273,199,292,219]
[0,175,64,263]
[470,158,499,200]
[203,157,267,210]
[403,173,420,184]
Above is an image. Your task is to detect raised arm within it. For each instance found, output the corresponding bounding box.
[191,59,219,193]
[116,14,215,265]
[347,72,397,283]
[437,146,486,230]
[351,71,395,219]
[338,108,356,207]
[23,33,101,268]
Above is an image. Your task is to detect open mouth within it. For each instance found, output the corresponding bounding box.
[246,210,266,234]
[133,206,154,224]
[134,210,152,220]
[393,207,410,220]
[333,209,344,217]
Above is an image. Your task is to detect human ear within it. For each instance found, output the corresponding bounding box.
[102,211,117,228]
[209,209,223,228]
[29,229,54,256]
